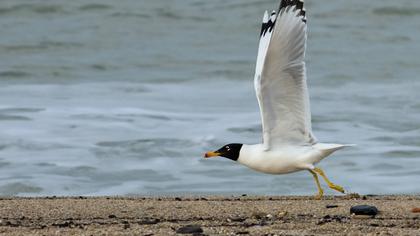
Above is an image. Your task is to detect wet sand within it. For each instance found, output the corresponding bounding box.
[0,195,419,235]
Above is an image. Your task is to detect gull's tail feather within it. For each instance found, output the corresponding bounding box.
[313,143,355,156]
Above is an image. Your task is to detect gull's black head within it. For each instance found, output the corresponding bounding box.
[204,143,243,161]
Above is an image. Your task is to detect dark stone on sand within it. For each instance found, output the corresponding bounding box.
[252,212,267,220]
[176,225,203,234]
[350,205,379,216]
[52,221,73,228]
[326,204,338,208]
[108,214,117,219]
[139,218,160,225]
[317,215,348,225]
[230,217,246,222]
[237,231,250,235]
[123,222,130,229]
[317,215,331,225]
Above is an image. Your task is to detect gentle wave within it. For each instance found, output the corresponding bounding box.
[78,4,112,12]
[373,7,420,16]
[0,4,65,15]
[1,41,83,52]
[0,71,31,78]
[0,3,116,16]
[95,138,202,159]
[0,182,43,196]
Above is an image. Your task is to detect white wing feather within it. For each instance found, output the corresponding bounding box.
[254,3,316,150]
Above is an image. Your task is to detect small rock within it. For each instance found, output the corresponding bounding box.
[139,218,160,225]
[175,197,182,201]
[176,225,203,234]
[237,231,250,235]
[317,215,331,225]
[350,205,378,216]
[108,214,117,219]
[317,215,347,225]
[228,217,246,222]
[277,211,288,218]
[252,212,266,220]
[326,204,338,209]
[412,208,420,213]
[346,193,361,199]
[53,221,73,228]
[241,194,247,197]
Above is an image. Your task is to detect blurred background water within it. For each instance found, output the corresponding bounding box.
[0,0,419,196]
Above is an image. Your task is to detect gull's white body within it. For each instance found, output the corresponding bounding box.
[238,143,349,175]
[236,1,352,175]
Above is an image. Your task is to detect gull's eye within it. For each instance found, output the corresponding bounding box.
[226,146,230,151]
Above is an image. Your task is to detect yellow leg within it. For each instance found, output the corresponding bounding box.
[313,167,345,193]
[309,170,324,200]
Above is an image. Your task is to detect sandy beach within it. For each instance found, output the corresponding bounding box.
[0,195,419,235]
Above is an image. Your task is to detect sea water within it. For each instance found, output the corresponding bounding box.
[0,0,419,196]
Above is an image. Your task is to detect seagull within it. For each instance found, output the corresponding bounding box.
[204,0,353,199]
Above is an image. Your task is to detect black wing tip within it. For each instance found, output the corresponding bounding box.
[259,0,306,38]
[279,0,306,23]
[279,0,304,10]
[260,12,277,37]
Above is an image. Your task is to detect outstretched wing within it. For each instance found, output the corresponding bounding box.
[254,0,316,150]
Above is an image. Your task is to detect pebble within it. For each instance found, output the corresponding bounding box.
[277,211,288,218]
[227,217,246,222]
[236,231,249,235]
[412,208,420,213]
[346,193,361,199]
[326,204,339,209]
[139,218,160,225]
[350,205,379,216]
[252,212,266,220]
[317,214,348,225]
[176,225,203,234]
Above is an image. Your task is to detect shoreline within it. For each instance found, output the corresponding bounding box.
[0,195,419,235]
